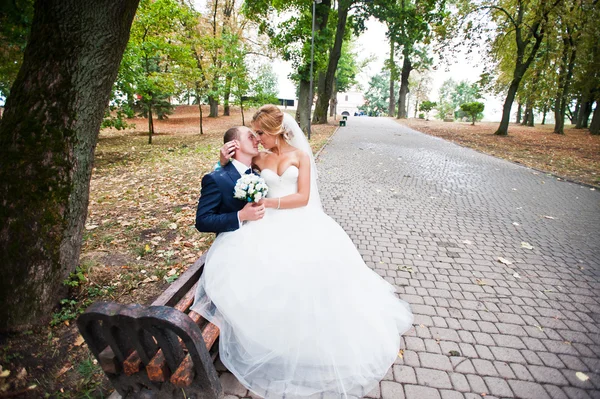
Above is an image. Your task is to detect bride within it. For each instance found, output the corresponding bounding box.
[192,105,414,398]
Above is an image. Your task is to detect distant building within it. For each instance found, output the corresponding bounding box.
[335,91,364,116]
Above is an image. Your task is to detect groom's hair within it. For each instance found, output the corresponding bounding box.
[224,126,242,143]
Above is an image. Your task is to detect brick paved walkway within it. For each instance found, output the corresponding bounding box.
[217,116,600,399]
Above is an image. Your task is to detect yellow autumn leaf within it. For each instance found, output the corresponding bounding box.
[576,372,589,382]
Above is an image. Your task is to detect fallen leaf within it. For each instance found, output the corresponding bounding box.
[85,224,99,230]
[397,349,404,359]
[498,257,513,265]
[476,278,487,286]
[543,215,555,219]
[462,240,473,245]
[513,272,521,279]
[521,242,534,250]
[512,222,520,226]
[448,350,461,356]
[168,223,177,230]
[576,372,589,381]
[0,370,9,378]
[73,335,85,346]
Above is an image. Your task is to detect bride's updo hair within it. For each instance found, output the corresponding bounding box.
[251,104,294,141]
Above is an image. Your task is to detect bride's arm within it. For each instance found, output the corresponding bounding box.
[263,152,310,209]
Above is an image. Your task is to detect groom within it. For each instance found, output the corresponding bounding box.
[195,126,265,233]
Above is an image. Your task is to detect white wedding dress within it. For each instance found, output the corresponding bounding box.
[192,162,414,398]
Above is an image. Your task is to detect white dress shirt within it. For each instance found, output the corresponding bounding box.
[230,158,252,227]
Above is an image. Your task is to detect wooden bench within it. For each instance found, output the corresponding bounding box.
[77,254,223,398]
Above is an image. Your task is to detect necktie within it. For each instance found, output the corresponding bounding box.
[245,168,252,175]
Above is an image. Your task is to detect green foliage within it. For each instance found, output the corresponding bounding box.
[419,100,437,119]
[249,63,280,106]
[0,0,34,99]
[460,101,485,125]
[359,70,390,116]
[437,79,482,120]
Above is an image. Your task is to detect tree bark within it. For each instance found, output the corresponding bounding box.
[542,106,547,125]
[590,100,599,135]
[576,94,592,128]
[329,79,337,117]
[197,94,204,135]
[516,102,522,123]
[313,0,349,124]
[527,108,534,126]
[554,38,576,135]
[396,51,412,119]
[388,41,396,117]
[296,78,311,135]
[208,95,218,117]
[223,75,232,116]
[521,104,530,126]
[0,0,139,331]
[148,106,154,144]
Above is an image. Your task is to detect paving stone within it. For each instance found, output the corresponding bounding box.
[538,352,567,368]
[381,381,405,399]
[543,385,569,399]
[466,374,488,394]
[511,363,536,381]
[419,352,453,371]
[561,387,593,399]
[490,346,526,363]
[449,373,470,392]
[404,385,441,399]
[416,368,453,389]
[472,359,498,377]
[528,365,570,385]
[508,380,552,399]
[365,383,381,399]
[394,365,417,384]
[452,358,476,374]
[440,390,464,399]
[220,373,249,397]
[484,376,514,398]
[493,361,517,379]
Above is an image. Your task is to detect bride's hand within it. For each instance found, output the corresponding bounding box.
[220,140,239,165]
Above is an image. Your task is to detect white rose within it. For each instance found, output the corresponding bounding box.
[255,192,262,201]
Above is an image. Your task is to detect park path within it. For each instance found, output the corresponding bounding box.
[218,116,600,399]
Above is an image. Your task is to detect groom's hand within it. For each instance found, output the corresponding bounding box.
[239,202,265,222]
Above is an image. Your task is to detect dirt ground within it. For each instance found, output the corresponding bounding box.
[398,118,600,187]
[0,105,338,398]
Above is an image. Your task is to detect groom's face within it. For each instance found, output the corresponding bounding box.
[238,127,259,157]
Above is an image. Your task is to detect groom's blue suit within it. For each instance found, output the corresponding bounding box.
[195,162,246,233]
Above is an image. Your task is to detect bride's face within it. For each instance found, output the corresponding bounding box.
[253,124,276,150]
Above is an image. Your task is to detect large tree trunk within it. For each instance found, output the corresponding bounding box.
[0,0,139,331]
[223,75,232,116]
[208,95,218,117]
[542,106,547,125]
[296,78,311,135]
[576,95,593,128]
[521,103,530,126]
[396,51,412,119]
[590,101,600,135]
[312,0,349,124]
[554,39,576,135]
[329,79,337,118]
[496,79,521,136]
[196,94,204,134]
[516,102,522,123]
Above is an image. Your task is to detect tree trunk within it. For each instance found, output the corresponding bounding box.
[312,0,349,124]
[590,101,599,135]
[396,51,412,119]
[542,106,547,125]
[296,78,311,135]
[571,98,580,124]
[148,106,154,144]
[240,97,245,126]
[0,0,139,331]
[414,100,419,118]
[527,108,534,126]
[197,98,203,135]
[554,39,576,135]
[208,95,218,117]
[388,41,396,117]
[516,102,522,123]
[223,75,232,116]
[576,95,592,128]
[329,78,337,118]
[495,79,521,136]
[521,105,530,126]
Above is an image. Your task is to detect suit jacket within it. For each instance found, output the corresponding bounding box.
[195,162,247,233]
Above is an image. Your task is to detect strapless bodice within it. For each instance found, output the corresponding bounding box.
[261,166,299,198]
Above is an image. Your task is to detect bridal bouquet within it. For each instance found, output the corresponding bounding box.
[234,174,269,203]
